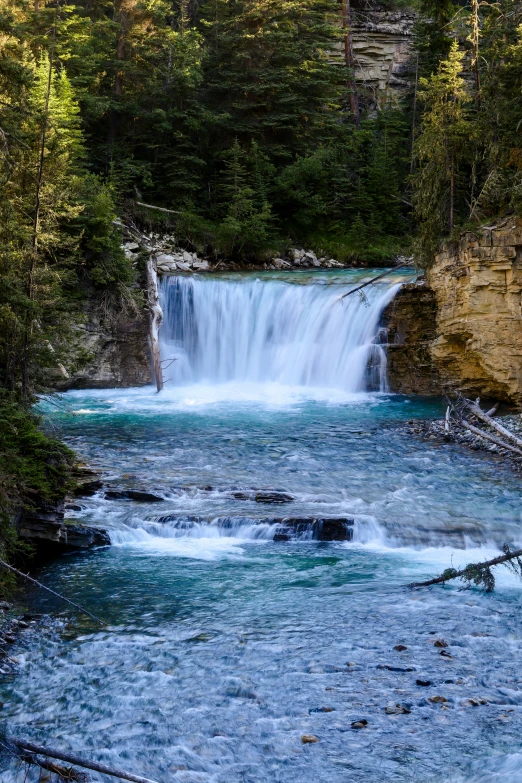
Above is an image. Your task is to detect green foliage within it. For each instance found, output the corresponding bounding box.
[0,393,74,578]
[412,42,474,265]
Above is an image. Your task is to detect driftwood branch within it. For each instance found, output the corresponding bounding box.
[466,401,522,450]
[10,739,160,783]
[409,547,522,590]
[135,201,181,215]
[146,256,164,393]
[0,561,104,625]
[335,262,414,303]
[459,418,522,456]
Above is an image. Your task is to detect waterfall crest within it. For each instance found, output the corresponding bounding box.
[159,274,400,393]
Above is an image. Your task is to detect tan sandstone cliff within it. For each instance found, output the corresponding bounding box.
[385,219,522,405]
[427,219,522,404]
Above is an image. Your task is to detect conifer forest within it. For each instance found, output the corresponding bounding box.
[1,2,522,782]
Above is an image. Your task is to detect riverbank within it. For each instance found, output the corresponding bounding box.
[400,413,522,474]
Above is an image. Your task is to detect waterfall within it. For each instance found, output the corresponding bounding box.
[159,274,401,393]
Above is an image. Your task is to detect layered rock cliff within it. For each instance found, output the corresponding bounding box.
[384,219,522,405]
[427,220,522,404]
[61,308,151,390]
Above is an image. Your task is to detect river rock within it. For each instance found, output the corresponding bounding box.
[104,489,165,502]
[18,499,110,552]
[149,515,354,541]
[384,704,411,715]
[351,720,368,729]
[193,260,210,271]
[61,524,111,548]
[156,253,176,266]
[255,491,294,504]
[272,258,292,269]
[302,735,319,744]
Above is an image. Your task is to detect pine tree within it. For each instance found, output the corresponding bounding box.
[412,41,474,266]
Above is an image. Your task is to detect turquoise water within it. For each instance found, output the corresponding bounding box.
[2,271,522,783]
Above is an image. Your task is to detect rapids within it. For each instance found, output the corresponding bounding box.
[2,270,522,783]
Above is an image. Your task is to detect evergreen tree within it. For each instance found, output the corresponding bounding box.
[412,41,473,266]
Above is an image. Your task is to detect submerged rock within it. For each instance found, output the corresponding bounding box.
[149,515,354,541]
[384,704,411,715]
[302,735,319,744]
[104,489,164,502]
[254,491,294,504]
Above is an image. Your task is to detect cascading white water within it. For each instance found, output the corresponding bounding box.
[159,274,401,392]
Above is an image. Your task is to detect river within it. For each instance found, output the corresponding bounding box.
[2,270,522,783]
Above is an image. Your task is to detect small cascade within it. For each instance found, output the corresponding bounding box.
[159,274,401,392]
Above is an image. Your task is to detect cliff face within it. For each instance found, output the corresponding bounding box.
[427,220,522,404]
[352,7,416,111]
[332,5,416,111]
[383,280,440,395]
[60,309,151,390]
[384,219,522,405]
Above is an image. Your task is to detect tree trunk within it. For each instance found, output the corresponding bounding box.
[22,5,57,401]
[343,0,360,127]
[10,739,160,783]
[409,547,522,589]
[146,256,164,393]
[109,1,135,146]
[449,154,455,229]
[470,0,480,104]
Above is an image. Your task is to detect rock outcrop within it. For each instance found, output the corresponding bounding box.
[332,5,417,112]
[382,279,440,395]
[427,220,522,404]
[60,308,151,389]
[383,219,522,405]
[18,501,110,555]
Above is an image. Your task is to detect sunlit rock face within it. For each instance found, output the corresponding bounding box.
[383,219,522,405]
[333,3,417,112]
[427,220,522,405]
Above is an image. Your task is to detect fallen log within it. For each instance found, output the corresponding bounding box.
[10,739,160,783]
[459,418,522,457]
[135,200,181,215]
[335,261,414,303]
[464,401,522,450]
[14,746,87,782]
[0,561,104,625]
[409,545,522,592]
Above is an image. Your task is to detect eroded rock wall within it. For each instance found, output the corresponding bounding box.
[383,280,440,395]
[427,220,522,404]
[384,219,522,405]
[60,309,151,390]
[332,5,416,111]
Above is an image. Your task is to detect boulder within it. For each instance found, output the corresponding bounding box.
[272,258,292,269]
[193,260,210,271]
[175,262,192,272]
[155,253,176,266]
[183,251,193,263]
[104,489,164,502]
[255,491,294,503]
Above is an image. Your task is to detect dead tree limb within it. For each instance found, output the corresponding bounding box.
[465,401,522,450]
[0,561,104,625]
[10,739,160,783]
[135,201,181,215]
[459,418,522,456]
[409,546,522,591]
[335,262,414,303]
[146,256,164,393]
